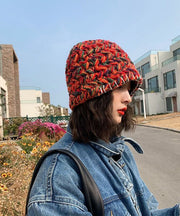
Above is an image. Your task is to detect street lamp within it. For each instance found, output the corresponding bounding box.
[138,88,146,119]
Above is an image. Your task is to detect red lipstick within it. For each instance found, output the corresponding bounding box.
[117,107,127,116]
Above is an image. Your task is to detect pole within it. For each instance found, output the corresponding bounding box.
[138,88,146,119]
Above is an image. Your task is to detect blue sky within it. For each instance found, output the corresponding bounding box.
[0,0,180,110]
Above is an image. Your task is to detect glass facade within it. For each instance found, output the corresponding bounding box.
[163,70,176,90]
[141,62,150,77]
[166,97,172,111]
[148,76,159,92]
[173,48,180,56]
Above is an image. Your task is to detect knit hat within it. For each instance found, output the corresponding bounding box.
[66,39,142,110]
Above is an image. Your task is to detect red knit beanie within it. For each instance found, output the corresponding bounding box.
[66,39,142,110]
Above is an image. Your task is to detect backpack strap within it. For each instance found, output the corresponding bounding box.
[26,149,104,216]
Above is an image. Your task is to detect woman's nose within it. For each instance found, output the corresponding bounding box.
[122,90,132,104]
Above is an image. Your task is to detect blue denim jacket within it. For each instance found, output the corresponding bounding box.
[27,127,180,216]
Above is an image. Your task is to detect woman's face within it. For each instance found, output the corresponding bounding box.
[112,82,132,124]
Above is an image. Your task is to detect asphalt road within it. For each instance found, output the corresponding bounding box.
[123,125,180,209]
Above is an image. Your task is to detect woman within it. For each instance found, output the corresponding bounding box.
[27,39,180,215]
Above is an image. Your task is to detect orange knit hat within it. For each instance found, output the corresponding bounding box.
[66,39,142,109]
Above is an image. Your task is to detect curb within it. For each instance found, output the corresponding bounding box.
[138,124,180,134]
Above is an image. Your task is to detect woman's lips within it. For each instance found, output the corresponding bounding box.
[117,110,125,115]
[117,108,127,116]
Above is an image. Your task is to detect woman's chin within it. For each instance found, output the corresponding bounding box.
[114,116,122,124]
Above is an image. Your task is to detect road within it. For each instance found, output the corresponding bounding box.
[123,125,180,209]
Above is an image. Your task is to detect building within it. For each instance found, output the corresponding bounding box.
[0,45,20,117]
[134,35,180,116]
[42,92,50,104]
[20,87,50,117]
[20,88,69,117]
[0,44,20,137]
[57,106,69,116]
[0,76,9,137]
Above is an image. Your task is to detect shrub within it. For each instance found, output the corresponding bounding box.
[18,120,66,142]
[3,118,27,137]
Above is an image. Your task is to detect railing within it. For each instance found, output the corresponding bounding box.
[138,64,159,77]
[150,64,159,71]
[171,35,180,44]
[134,87,160,96]
[145,87,161,93]
[4,115,70,124]
[134,50,157,64]
[162,55,180,67]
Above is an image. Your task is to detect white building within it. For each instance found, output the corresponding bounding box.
[20,87,49,117]
[0,76,9,118]
[134,35,180,116]
[0,76,9,137]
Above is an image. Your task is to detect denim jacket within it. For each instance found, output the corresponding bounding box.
[27,127,180,216]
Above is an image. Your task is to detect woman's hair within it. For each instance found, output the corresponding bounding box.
[69,90,136,143]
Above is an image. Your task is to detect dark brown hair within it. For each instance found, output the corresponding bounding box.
[69,91,136,143]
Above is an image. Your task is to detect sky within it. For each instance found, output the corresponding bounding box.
[0,0,180,110]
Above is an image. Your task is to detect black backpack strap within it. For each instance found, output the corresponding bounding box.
[26,149,104,216]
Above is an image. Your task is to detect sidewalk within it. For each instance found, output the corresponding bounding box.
[136,112,180,132]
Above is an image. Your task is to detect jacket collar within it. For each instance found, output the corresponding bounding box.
[90,137,143,158]
[67,125,122,157]
[89,137,125,157]
[67,125,143,157]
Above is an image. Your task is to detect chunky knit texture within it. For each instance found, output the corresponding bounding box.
[66,39,142,109]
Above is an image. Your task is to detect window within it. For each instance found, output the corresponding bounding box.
[37,97,41,103]
[173,48,180,56]
[141,62,150,77]
[164,70,176,90]
[1,88,6,118]
[148,76,159,92]
[141,100,144,113]
[166,97,172,111]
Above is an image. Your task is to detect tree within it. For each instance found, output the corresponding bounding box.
[38,104,62,116]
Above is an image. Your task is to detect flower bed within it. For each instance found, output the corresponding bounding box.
[18,120,66,142]
[0,121,66,215]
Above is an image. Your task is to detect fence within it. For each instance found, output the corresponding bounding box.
[3,115,70,138]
